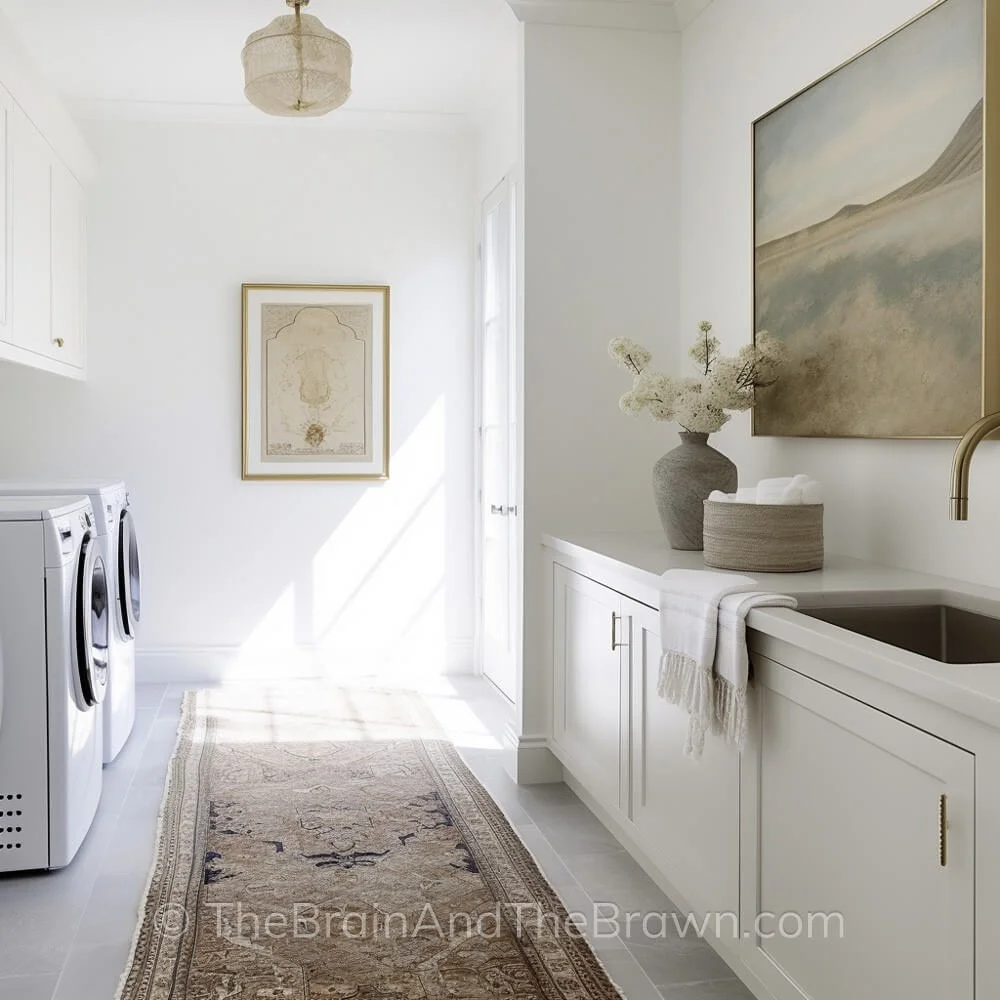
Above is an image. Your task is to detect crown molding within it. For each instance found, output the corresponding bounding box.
[72,99,474,134]
[507,0,679,32]
[506,0,715,31]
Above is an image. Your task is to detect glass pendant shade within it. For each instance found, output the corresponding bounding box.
[243,3,352,117]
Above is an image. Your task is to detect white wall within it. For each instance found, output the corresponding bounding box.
[0,119,476,680]
[519,23,681,736]
[681,0,1000,589]
[475,14,522,201]
[477,91,521,202]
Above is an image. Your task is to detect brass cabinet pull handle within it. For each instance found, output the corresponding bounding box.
[54,337,64,348]
[610,613,628,651]
[939,794,948,867]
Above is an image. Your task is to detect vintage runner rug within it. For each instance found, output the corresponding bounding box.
[117,688,622,999]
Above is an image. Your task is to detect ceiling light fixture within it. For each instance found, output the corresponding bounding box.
[242,0,352,117]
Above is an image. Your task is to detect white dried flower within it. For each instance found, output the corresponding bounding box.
[607,322,784,435]
[688,326,721,371]
[704,357,755,411]
[631,372,680,421]
[676,398,730,434]
[673,380,729,433]
[608,337,652,375]
[618,390,644,416]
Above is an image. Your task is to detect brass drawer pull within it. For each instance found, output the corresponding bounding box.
[54,337,64,348]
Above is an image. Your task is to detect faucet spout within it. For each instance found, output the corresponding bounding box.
[950,411,1000,520]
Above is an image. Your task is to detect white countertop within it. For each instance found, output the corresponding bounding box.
[543,529,1000,730]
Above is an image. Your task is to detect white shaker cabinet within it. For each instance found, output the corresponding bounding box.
[0,24,94,379]
[3,103,86,376]
[551,563,741,928]
[628,600,740,922]
[552,565,628,815]
[50,158,86,369]
[741,656,974,1000]
[9,104,52,361]
[543,541,983,1000]
[0,87,10,341]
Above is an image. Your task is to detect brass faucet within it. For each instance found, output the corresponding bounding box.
[950,411,1000,519]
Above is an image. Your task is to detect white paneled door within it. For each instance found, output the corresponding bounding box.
[477,176,519,703]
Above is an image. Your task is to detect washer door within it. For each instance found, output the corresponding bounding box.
[118,508,141,639]
[76,531,109,707]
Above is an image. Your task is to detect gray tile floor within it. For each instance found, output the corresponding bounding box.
[0,680,751,999]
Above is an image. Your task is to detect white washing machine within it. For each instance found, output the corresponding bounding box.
[0,481,140,763]
[0,495,106,871]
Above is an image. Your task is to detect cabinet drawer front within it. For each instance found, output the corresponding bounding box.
[742,657,974,1000]
[552,565,625,813]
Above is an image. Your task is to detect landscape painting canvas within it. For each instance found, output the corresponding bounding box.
[243,284,390,480]
[753,0,990,438]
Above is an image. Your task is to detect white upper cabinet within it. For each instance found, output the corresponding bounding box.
[0,21,94,379]
[50,158,85,369]
[0,87,11,342]
[9,104,53,360]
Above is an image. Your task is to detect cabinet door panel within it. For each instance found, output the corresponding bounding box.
[743,658,974,1000]
[0,86,11,338]
[50,159,84,368]
[10,107,52,358]
[552,565,624,813]
[629,601,739,918]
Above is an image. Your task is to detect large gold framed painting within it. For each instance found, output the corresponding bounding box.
[242,284,390,480]
[752,0,1000,438]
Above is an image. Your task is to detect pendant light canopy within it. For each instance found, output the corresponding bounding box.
[242,0,352,117]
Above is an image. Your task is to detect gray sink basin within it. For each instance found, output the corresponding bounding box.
[799,603,1000,664]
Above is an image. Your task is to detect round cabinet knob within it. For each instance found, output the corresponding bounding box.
[54,337,65,348]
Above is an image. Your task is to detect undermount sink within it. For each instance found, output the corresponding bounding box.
[799,603,1000,664]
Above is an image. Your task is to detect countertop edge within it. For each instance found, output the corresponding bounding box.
[542,530,1000,733]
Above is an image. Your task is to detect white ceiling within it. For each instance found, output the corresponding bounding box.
[0,0,521,121]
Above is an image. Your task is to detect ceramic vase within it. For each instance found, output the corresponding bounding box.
[653,431,737,550]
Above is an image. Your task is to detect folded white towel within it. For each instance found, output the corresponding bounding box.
[707,487,759,505]
[756,474,822,505]
[657,569,755,758]
[801,480,823,504]
[715,591,798,749]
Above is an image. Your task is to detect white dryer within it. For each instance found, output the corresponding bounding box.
[0,496,106,871]
[0,481,140,763]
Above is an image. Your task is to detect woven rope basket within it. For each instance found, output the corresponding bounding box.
[703,501,824,573]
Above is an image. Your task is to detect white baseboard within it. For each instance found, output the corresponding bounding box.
[502,724,564,784]
[137,641,477,685]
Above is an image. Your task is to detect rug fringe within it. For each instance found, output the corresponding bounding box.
[113,691,198,1000]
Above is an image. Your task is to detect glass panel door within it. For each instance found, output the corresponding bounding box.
[478,177,518,702]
